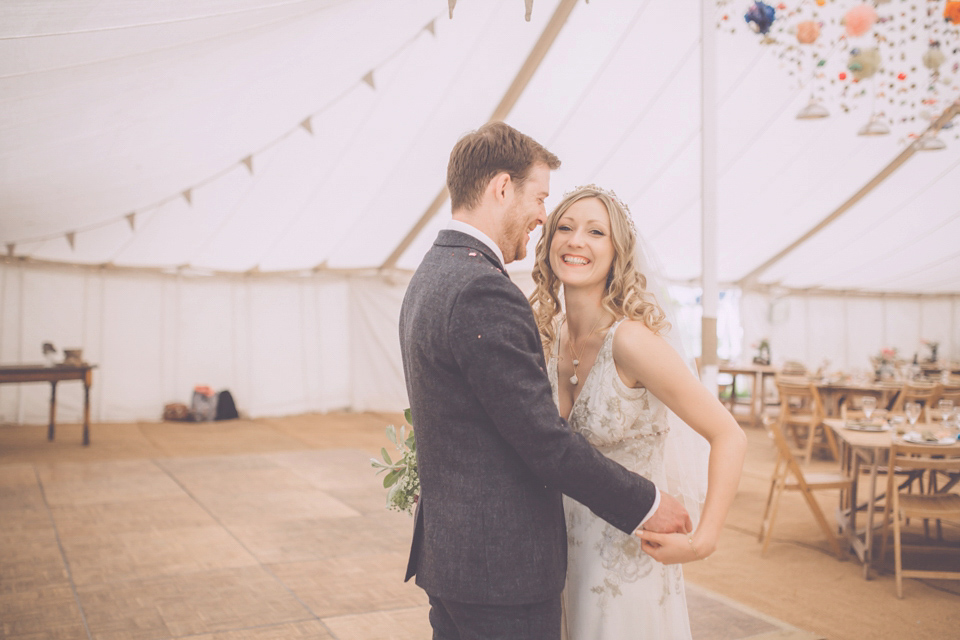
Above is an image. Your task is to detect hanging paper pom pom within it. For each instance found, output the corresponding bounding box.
[744,1,776,35]
[843,4,877,37]
[847,47,881,80]
[815,0,825,5]
[923,43,947,71]
[945,1,960,25]
[796,20,821,44]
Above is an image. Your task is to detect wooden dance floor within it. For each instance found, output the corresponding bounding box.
[0,412,819,640]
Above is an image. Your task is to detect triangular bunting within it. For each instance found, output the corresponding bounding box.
[5,243,13,257]
[66,232,75,250]
[424,19,436,36]
[242,155,254,175]
[183,189,193,205]
[125,213,136,231]
[525,0,533,21]
[362,71,375,90]
[300,117,313,135]
[448,0,456,19]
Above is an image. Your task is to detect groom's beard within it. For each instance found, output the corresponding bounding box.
[501,205,530,264]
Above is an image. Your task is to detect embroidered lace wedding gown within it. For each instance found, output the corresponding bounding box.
[549,319,692,640]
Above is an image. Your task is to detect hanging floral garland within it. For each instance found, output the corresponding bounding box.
[718,0,960,142]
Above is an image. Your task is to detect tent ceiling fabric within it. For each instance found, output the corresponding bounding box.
[1,0,958,293]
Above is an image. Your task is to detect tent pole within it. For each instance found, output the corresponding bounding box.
[700,0,719,394]
[738,97,960,289]
[379,0,581,272]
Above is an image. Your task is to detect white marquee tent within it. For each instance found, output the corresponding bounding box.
[2,0,959,424]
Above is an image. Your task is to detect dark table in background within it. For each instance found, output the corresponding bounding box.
[0,364,97,445]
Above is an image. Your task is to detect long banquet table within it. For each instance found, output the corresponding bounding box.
[824,418,960,579]
[815,380,902,417]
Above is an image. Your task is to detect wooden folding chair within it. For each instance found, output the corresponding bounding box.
[758,416,853,559]
[775,375,839,464]
[890,381,942,422]
[879,441,960,598]
[938,380,960,405]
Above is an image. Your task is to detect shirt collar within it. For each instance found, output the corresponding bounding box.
[446,218,505,267]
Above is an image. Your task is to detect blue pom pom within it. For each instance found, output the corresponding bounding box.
[744,1,776,35]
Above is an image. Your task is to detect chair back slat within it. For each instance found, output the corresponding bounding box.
[775,376,825,422]
[890,441,960,472]
[891,382,942,413]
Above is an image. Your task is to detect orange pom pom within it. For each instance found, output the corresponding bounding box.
[797,20,820,44]
[945,1,960,25]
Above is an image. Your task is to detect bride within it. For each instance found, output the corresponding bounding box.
[529,185,747,639]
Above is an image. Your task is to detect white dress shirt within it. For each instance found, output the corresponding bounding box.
[444,218,660,530]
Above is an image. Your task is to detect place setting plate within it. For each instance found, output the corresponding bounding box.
[901,431,958,446]
[844,420,890,432]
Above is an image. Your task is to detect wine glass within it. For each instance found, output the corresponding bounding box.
[861,396,877,421]
[938,399,954,425]
[905,401,922,427]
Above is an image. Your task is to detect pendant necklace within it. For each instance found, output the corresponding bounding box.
[567,313,605,386]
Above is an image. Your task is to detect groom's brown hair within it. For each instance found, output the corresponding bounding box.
[447,122,560,212]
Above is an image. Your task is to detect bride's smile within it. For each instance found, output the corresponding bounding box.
[549,196,614,290]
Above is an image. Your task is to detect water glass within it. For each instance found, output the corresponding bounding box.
[905,401,922,427]
[938,399,954,424]
[861,396,877,420]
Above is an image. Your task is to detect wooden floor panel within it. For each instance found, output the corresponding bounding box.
[60,525,259,586]
[0,583,86,639]
[76,567,312,640]
[268,553,429,619]
[320,606,433,640]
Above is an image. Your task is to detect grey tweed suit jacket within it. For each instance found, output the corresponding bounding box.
[399,230,657,605]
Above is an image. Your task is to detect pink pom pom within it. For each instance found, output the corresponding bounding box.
[844,4,877,37]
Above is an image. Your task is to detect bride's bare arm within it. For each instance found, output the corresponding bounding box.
[613,320,747,563]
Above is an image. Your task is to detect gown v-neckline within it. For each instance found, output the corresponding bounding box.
[555,318,619,422]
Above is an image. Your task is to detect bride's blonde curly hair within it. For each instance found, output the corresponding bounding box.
[528,185,670,353]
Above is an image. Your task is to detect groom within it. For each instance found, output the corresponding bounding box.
[399,122,691,639]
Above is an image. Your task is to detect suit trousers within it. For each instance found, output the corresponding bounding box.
[427,593,561,640]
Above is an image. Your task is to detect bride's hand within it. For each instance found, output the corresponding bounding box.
[637,530,713,565]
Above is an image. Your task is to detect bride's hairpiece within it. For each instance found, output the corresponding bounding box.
[563,184,638,235]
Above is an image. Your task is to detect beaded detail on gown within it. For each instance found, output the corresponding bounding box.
[550,318,691,640]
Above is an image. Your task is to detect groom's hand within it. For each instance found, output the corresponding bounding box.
[639,493,692,534]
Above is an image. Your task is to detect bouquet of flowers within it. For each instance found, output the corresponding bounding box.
[921,339,939,363]
[872,347,898,365]
[370,409,419,515]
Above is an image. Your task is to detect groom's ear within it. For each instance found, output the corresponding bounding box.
[490,171,512,205]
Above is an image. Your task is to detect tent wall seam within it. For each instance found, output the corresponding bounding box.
[621,47,782,213]
[0,0,354,79]
[0,0,336,38]
[587,39,699,182]
[787,152,960,286]
[545,0,657,148]
[830,207,960,288]
[648,81,805,242]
